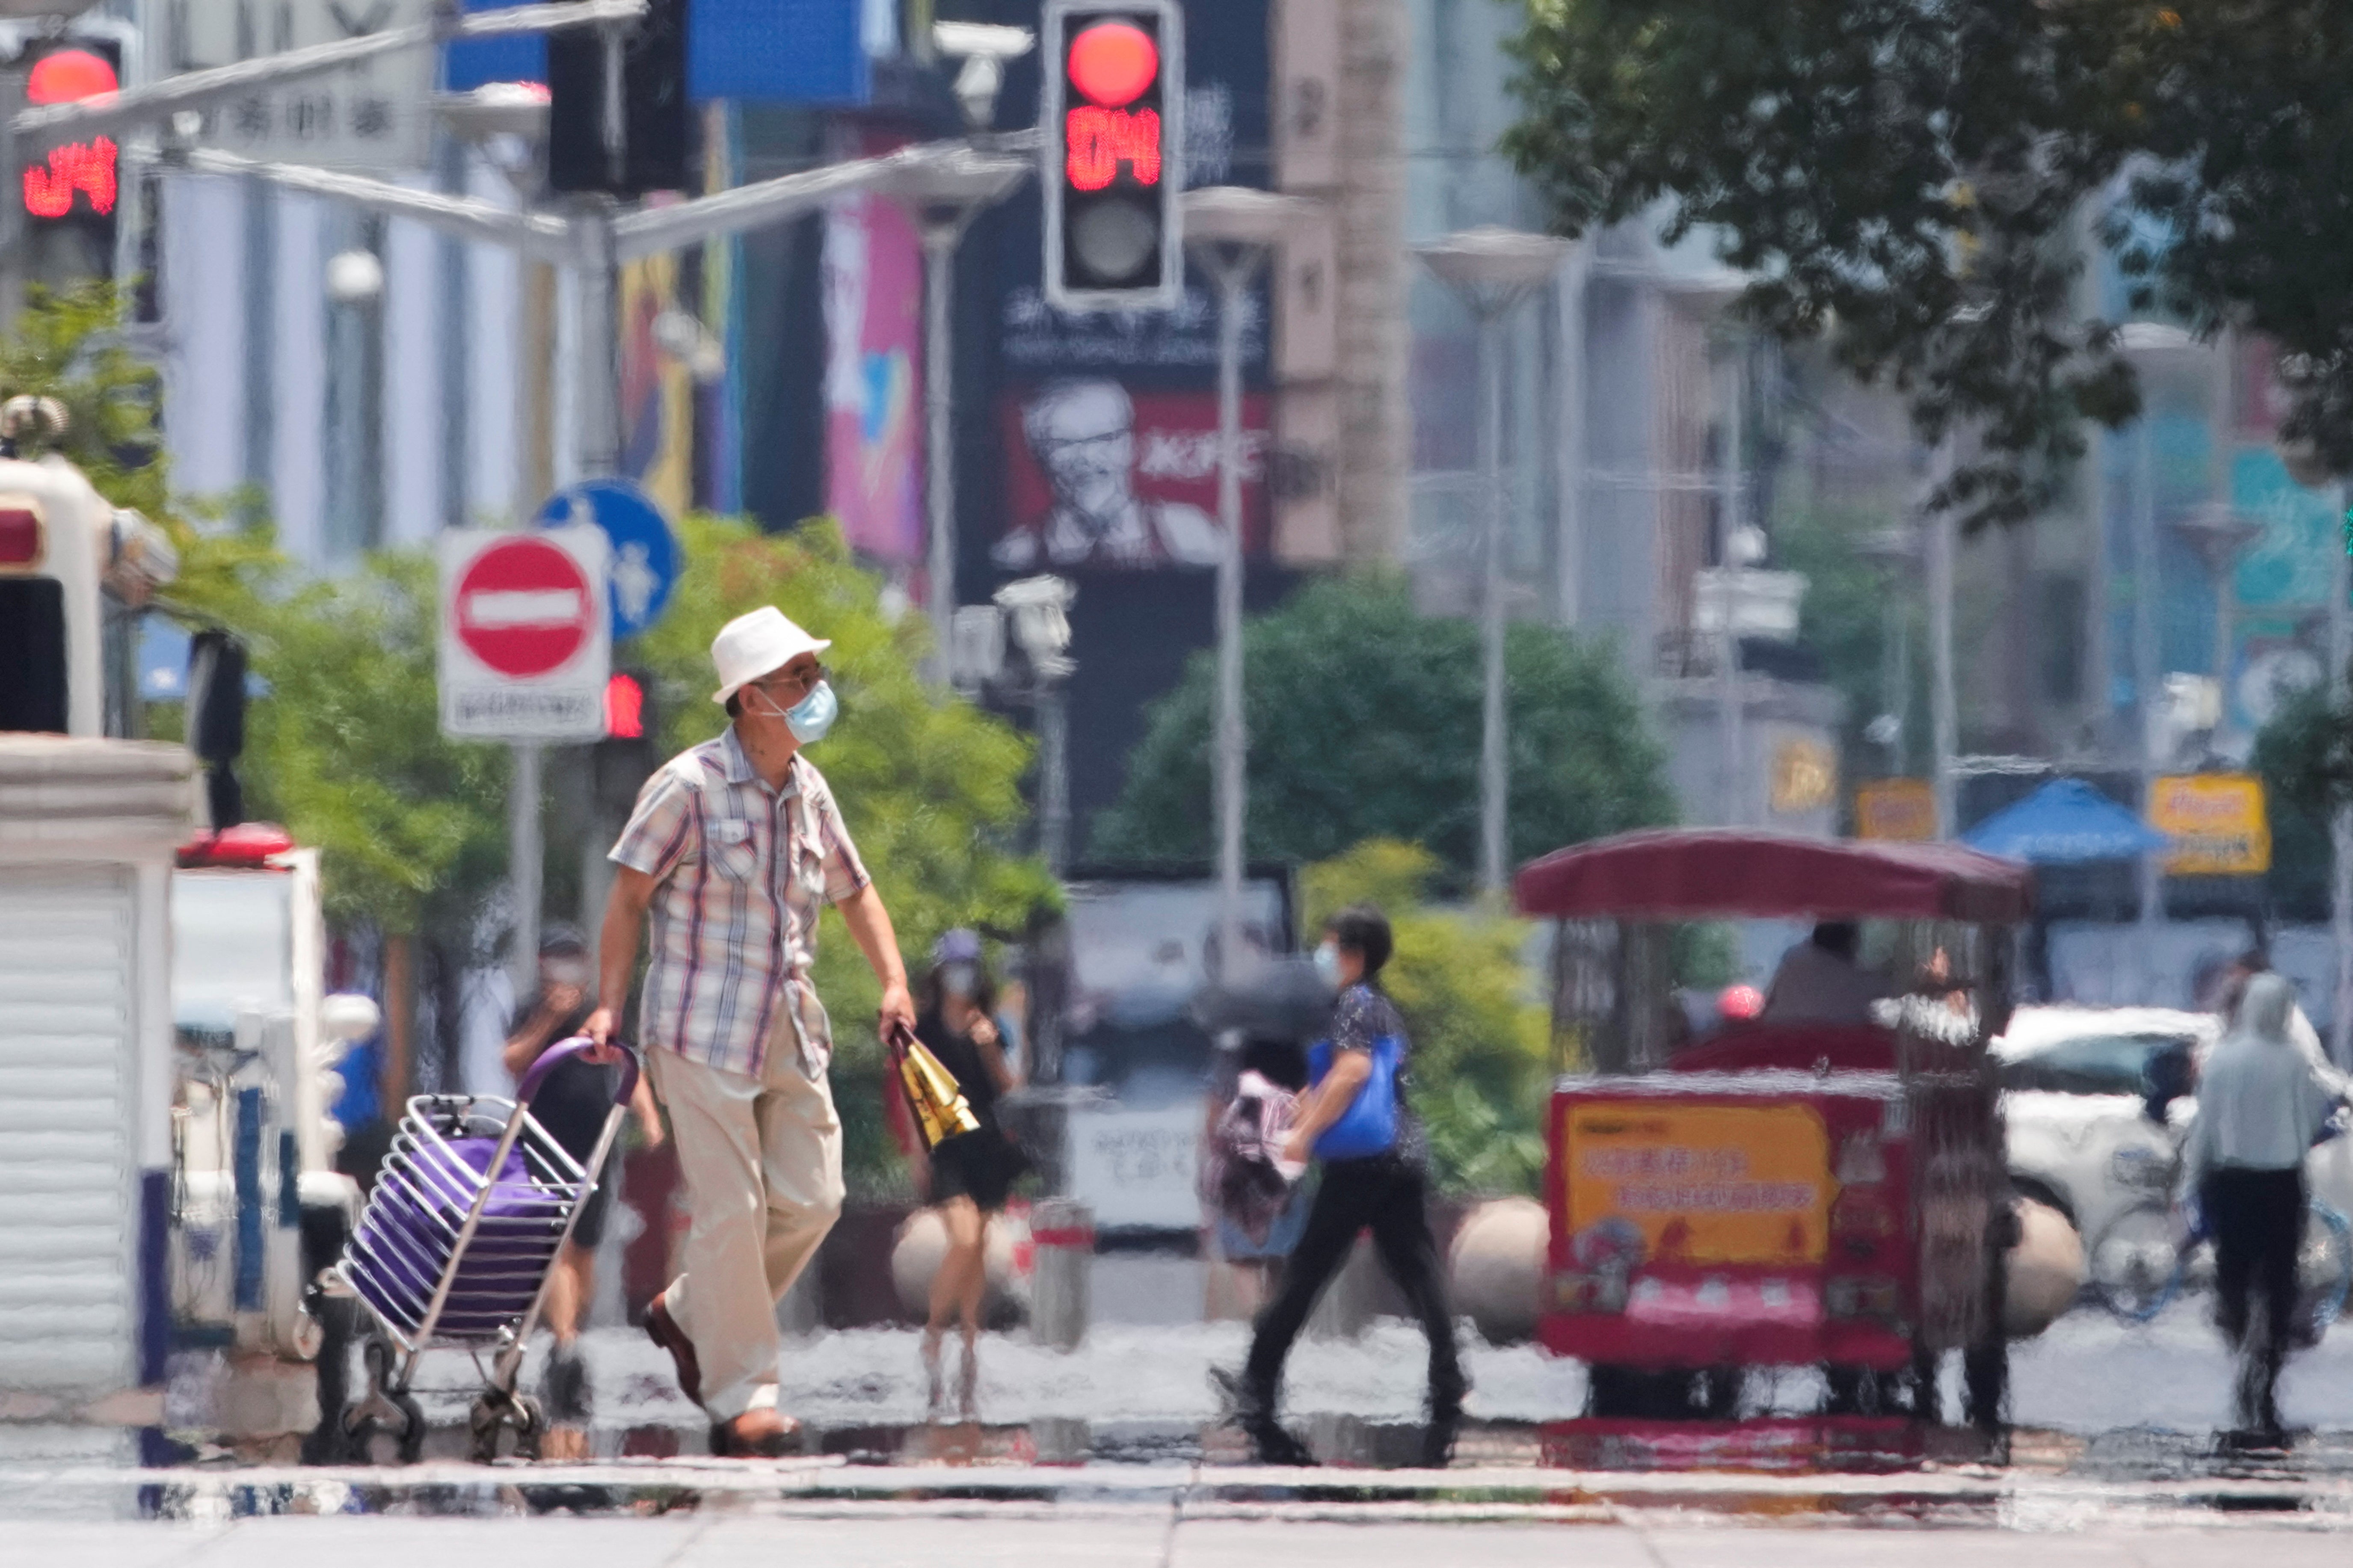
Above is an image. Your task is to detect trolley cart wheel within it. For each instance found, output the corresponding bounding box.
[343,1334,427,1464]
[468,1388,547,1463]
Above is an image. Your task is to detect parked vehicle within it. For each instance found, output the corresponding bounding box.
[1994,1006,2214,1248]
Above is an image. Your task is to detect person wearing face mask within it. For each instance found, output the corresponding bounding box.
[501,926,666,1437]
[586,606,916,1457]
[908,929,1027,1417]
[1215,904,1467,1467]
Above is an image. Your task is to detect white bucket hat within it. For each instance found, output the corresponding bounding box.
[710,606,831,707]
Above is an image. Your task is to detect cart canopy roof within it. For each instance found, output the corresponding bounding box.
[1514,829,2033,924]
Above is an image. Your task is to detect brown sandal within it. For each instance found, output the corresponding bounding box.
[644,1290,703,1407]
[709,1408,803,1458]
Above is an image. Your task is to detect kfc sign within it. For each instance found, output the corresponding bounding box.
[996,382,1269,572]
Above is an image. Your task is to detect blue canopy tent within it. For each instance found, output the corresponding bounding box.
[1961,779,2169,864]
[1962,778,2170,1000]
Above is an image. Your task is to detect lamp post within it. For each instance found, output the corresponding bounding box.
[2170,501,2263,749]
[2332,480,2352,1068]
[877,149,1032,684]
[2115,322,2207,935]
[1415,226,1572,896]
[1182,186,1317,974]
[1858,525,1923,775]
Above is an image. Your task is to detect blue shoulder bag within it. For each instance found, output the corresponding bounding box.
[1304,1034,1402,1161]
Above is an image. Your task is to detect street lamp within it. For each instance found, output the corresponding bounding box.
[2116,321,2210,939]
[875,147,1032,685]
[1183,185,1317,974]
[2169,500,2263,748]
[1415,226,1572,897]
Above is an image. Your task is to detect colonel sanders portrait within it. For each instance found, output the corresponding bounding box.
[993,378,1224,571]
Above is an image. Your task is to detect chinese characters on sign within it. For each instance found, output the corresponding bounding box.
[155,0,433,174]
[2149,772,2271,876]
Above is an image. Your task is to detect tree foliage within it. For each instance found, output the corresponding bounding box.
[2115,4,2353,476]
[1505,0,2154,533]
[1301,840,1550,1195]
[1092,574,1673,883]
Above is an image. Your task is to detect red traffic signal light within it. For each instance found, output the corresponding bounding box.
[18,41,119,222]
[1067,22,1156,107]
[1044,0,1183,311]
[604,671,646,739]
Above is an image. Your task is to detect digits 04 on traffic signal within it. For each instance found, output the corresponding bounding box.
[1042,0,1184,312]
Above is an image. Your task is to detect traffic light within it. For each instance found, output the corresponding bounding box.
[1043,0,1184,311]
[593,668,659,817]
[548,0,690,195]
[186,630,249,830]
[7,33,124,284]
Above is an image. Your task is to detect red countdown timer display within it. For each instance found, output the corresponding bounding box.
[1064,21,1161,191]
[21,47,119,221]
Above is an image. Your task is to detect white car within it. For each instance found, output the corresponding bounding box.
[1995,1006,2214,1251]
[1997,1004,2353,1314]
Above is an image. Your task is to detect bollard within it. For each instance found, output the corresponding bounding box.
[1028,1197,1094,1350]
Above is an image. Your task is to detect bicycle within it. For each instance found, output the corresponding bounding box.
[2089,1191,2353,1342]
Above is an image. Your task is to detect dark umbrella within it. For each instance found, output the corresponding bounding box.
[1191,956,1334,1040]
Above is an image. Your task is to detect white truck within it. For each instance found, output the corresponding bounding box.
[0,427,362,1444]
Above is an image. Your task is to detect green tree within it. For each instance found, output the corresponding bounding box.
[1092,574,1672,883]
[1301,840,1551,1195]
[2116,5,2353,476]
[1504,0,2151,534]
[2252,681,2342,920]
[0,281,173,516]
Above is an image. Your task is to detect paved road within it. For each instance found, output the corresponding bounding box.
[18,1513,2353,1568]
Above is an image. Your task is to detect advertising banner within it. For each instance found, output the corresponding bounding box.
[823,188,926,563]
[1562,1101,1831,1267]
[2150,772,2270,876]
[995,385,1268,571]
[1855,779,1937,842]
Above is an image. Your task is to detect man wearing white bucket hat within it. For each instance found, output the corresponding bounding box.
[584,605,915,1456]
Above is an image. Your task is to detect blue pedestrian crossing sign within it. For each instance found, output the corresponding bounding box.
[536,479,679,640]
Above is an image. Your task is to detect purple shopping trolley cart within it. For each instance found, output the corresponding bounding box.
[335,1038,639,1462]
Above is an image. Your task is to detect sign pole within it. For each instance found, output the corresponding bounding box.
[2332,482,2352,1068]
[510,740,544,994]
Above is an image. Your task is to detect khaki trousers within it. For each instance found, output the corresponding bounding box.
[645,1037,844,1420]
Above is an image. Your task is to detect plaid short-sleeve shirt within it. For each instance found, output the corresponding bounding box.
[608,727,871,1078]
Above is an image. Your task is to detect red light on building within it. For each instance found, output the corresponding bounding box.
[1065,106,1161,191]
[1067,22,1156,107]
[604,671,645,739]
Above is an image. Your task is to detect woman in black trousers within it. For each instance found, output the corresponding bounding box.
[1222,904,1467,1466]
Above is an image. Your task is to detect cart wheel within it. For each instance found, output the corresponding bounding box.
[468,1389,548,1463]
[393,1391,426,1464]
[511,1393,545,1462]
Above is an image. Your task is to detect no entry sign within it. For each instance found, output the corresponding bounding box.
[439,526,610,740]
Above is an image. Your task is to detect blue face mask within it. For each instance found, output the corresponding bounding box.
[785,679,838,745]
[1312,942,1341,988]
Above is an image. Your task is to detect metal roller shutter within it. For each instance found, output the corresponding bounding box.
[0,865,135,1394]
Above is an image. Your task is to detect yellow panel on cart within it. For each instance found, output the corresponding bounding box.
[1561,1101,1832,1266]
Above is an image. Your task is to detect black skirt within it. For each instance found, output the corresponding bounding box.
[929,1127,1030,1212]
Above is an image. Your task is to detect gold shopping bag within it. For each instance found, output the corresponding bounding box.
[895,1033,981,1151]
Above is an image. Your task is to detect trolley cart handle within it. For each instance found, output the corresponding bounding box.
[521,1035,641,1108]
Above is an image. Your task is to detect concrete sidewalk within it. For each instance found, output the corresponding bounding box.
[17,1514,2353,1568]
